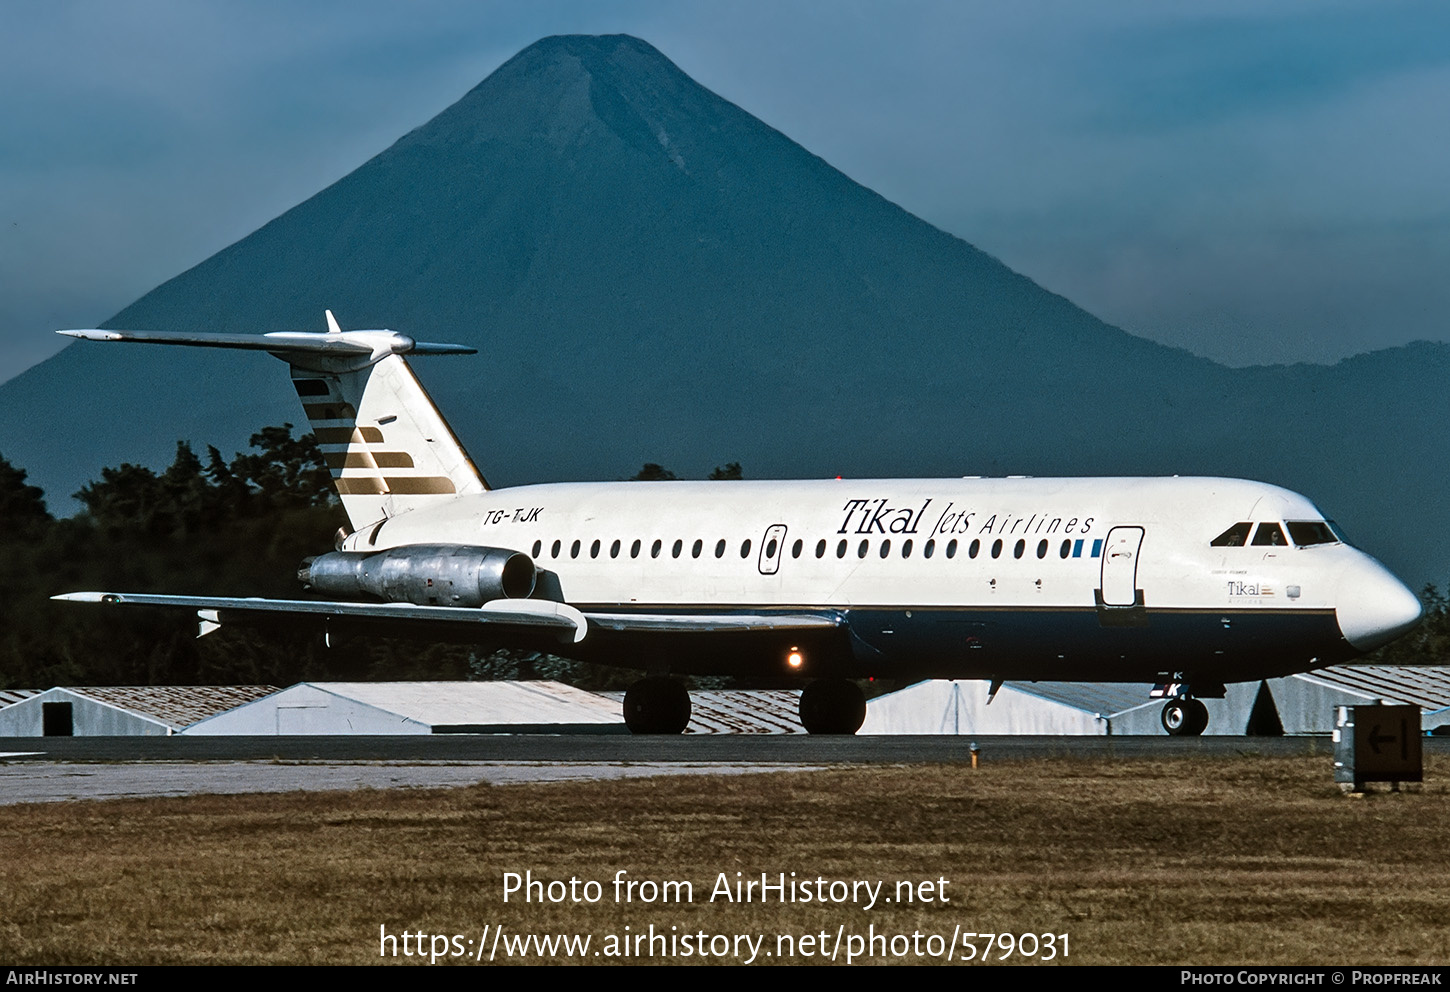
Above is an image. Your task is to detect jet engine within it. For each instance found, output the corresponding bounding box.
[299,544,536,607]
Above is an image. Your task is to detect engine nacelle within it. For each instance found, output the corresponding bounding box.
[299,544,536,607]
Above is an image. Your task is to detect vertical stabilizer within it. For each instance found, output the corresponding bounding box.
[290,353,488,527]
[58,316,486,530]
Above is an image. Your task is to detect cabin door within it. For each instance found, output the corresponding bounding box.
[758,524,788,575]
[1099,526,1144,607]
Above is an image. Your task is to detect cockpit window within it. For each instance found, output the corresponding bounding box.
[1211,522,1253,547]
[1251,523,1288,547]
[1287,521,1339,547]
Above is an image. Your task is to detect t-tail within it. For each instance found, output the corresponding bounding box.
[58,311,487,530]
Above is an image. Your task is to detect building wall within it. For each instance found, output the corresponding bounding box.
[862,681,1107,735]
[1265,676,1379,735]
[0,689,171,736]
[184,684,428,735]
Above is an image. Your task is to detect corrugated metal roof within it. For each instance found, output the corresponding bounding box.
[0,689,40,708]
[600,689,806,734]
[685,690,805,734]
[308,681,621,726]
[1297,666,1450,710]
[67,686,280,728]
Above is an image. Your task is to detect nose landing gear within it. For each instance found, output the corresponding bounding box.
[1160,696,1209,736]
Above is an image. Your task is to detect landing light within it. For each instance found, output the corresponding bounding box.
[786,648,805,669]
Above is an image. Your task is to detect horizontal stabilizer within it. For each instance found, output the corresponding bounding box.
[53,592,587,644]
[58,328,475,361]
[60,312,489,525]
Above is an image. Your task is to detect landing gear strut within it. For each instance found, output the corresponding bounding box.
[623,677,691,734]
[1161,697,1209,737]
[798,678,866,735]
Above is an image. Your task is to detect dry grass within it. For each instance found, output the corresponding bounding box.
[3,755,1450,965]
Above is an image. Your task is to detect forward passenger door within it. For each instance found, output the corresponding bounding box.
[1100,526,1145,607]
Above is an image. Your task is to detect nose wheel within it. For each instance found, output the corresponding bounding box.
[1161,697,1209,736]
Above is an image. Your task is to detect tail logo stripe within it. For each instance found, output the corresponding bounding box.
[334,476,457,496]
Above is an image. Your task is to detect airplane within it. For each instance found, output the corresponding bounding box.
[52,314,1423,736]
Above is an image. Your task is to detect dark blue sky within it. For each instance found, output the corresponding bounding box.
[3,0,1447,383]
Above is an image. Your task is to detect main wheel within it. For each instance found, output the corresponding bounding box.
[622,677,691,734]
[1161,697,1209,737]
[798,678,866,735]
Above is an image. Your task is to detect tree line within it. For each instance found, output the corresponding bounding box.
[0,427,741,690]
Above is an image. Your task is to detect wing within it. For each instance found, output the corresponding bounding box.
[52,593,844,643]
[54,592,590,643]
[581,612,842,633]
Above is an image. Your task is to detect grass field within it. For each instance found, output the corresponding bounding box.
[3,753,1449,965]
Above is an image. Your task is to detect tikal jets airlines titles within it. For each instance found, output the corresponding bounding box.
[55,315,1423,735]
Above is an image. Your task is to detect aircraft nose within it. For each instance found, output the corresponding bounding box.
[1336,557,1422,652]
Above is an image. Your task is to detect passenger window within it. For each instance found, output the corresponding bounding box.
[1013,539,1025,559]
[630,539,641,559]
[610,539,621,559]
[1059,539,1070,559]
[924,539,935,559]
[815,539,826,558]
[692,539,703,558]
[1287,521,1338,547]
[991,539,1003,559]
[766,539,778,558]
[968,539,979,559]
[858,540,869,559]
[836,539,848,558]
[1252,523,1287,547]
[902,539,912,558]
[715,539,726,558]
[1211,522,1253,547]
[1037,539,1048,559]
[570,539,581,559]
[946,539,957,559]
[741,539,752,558]
[532,540,542,557]
[590,539,600,559]
[651,539,663,558]
[551,539,561,559]
[672,539,682,558]
[791,539,802,558]
[880,539,891,558]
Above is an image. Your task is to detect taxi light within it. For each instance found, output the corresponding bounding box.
[786,648,805,669]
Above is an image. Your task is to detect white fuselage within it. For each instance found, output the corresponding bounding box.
[339,475,1420,684]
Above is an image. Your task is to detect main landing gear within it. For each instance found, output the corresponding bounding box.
[1160,696,1209,737]
[621,677,867,735]
[622,677,691,734]
[798,678,867,735]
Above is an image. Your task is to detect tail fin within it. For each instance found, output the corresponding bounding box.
[59,313,487,529]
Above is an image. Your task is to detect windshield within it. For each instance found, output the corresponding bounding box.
[1210,522,1252,547]
[1288,520,1340,547]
